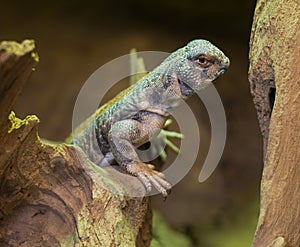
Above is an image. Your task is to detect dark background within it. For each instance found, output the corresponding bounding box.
[0,0,261,246]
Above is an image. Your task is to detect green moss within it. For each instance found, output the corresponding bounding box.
[0,39,36,57]
[31,51,40,62]
[75,191,135,247]
[8,111,39,133]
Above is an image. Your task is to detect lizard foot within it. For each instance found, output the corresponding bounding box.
[126,162,172,198]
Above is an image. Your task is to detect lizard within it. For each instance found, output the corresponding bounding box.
[129,48,184,162]
[69,39,230,198]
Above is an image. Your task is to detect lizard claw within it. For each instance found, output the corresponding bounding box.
[126,162,172,198]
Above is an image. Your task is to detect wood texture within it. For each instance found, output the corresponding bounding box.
[0,40,152,247]
[249,0,300,246]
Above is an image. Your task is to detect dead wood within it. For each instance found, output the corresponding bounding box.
[249,1,300,246]
[0,40,152,247]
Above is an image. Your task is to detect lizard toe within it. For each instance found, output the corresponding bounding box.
[155,171,166,179]
[147,164,156,169]
[153,175,172,190]
[137,173,152,193]
[149,175,172,198]
[126,162,171,197]
[149,176,168,198]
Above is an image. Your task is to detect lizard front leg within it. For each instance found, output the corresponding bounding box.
[107,113,172,197]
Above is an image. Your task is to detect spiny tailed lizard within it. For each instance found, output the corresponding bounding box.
[70,39,230,197]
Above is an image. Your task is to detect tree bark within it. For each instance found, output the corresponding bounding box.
[0,40,152,247]
[249,0,300,246]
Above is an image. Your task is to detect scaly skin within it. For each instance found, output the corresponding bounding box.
[70,40,230,197]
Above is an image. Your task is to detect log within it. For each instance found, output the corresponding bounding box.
[249,0,300,246]
[0,40,152,247]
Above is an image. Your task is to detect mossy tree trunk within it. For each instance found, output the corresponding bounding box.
[0,40,152,247]
[249,0,300,246]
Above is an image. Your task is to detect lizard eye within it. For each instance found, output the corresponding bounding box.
[196,55,213,68]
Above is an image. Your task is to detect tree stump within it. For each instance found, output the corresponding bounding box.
[0,40,152,247]
[249,0,300,246]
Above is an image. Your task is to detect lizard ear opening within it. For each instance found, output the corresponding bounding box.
[178,78,195,97]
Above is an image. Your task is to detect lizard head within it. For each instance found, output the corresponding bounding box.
[174,39,230,97]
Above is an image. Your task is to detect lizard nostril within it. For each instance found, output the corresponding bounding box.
[218,68,227,76]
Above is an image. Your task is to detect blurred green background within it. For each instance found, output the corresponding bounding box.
[0,0,261,246]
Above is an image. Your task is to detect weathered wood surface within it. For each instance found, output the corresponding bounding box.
[0,40,151,247]
[249,0,300,246]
